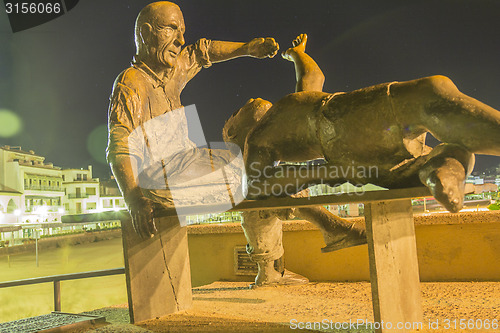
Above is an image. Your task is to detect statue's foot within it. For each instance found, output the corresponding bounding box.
[282,33,308,61]
[252,269,309,288]
[321,223,367,253]
[420,158,466,213]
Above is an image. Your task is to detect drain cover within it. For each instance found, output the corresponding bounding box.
[0,312,105,333]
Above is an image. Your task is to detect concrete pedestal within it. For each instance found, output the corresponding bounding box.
[121,216,192,323]
[365,199,423,333]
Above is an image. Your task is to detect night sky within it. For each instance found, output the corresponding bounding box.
[0,0,499,178]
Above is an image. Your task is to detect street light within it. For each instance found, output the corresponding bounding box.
[34,205,49,223]
[14,209,21,224]
[34,228,42,267]
[57,207,65,222]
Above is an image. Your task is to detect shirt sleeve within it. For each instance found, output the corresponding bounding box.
[106,82,145,164]
[176,38,212,86]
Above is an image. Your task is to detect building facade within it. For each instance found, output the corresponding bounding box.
[61,166,100,214]
[0,184,22,224]
[99,178,127,212]
[0,146,126,224]
[0,146,64,223]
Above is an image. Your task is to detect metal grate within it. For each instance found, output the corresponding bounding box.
[0,312,105,333]
[233,246,258,276]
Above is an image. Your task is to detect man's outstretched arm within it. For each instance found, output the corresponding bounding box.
[208,38,279,62]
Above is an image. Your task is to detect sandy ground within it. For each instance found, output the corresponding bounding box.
[76,281,500,333]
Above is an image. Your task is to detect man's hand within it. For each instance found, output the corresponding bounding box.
[127,195,158,239]
[246,37,279,58]
[109,156,158,239]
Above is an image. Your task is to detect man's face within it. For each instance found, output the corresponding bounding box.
[149,7,185,68]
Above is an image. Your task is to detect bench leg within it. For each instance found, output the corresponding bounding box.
[365,199,423,332]
[121,216,192,323]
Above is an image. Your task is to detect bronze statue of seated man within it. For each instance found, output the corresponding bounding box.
[107,2,364,287]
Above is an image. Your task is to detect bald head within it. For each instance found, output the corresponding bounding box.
[223,98,272,154]
[134,2,186,67]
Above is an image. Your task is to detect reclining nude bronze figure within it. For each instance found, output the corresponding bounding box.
[225,34,500,215]
[222,33,500,285]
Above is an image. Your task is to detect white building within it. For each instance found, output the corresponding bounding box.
[0,184,22,224]
[0,146,128,223]
[0,146,64,223]
[61,166,100,214]
[99,178,127,212]
[467,175,485,185]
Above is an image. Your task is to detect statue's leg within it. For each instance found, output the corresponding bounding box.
[241,210,309,286]
[418,144,475,213]
[243,33,326,186]
[390,75,500,156]
[387,143,475,213]
[282,34,325,93]
[293,206,367,252]
[242,34,334,197]
[286,188,367,252]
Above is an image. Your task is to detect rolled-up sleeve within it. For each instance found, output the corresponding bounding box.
[178,38,212,84]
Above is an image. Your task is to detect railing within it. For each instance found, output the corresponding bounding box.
[0,268,125,312]
[67,193,91,199]
[73,178,99,183]
[24,206,62,213]
[24,185,63,192]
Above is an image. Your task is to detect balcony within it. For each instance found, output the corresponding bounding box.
[67,193,90,199]
[24,185,63,192]
[24,206,63,213]
[67,178,99,183]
